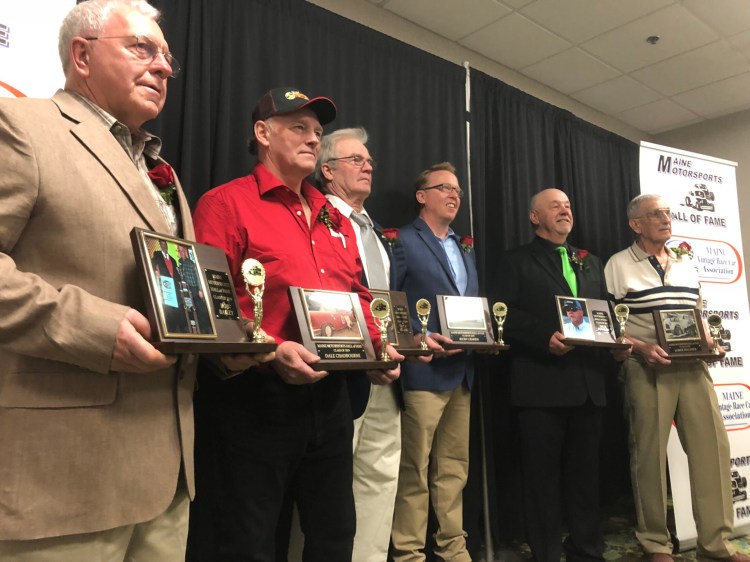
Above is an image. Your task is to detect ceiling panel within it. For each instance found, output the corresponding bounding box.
[519,0,674,44]
[383,0,511,41]
[681,0,750,37]
[581,4,718,73]
[521,47,620,94]
[632,40,750,96]
[459,12,570,69]
[571,76,661,114]
[672,72,750,118]
[616,99,701,134]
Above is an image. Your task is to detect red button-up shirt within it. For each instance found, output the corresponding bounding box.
[193,163,379,349]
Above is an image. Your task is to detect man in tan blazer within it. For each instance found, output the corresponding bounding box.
[0,1,269,560]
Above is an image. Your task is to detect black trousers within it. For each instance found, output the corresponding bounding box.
[186,364,355,562]
[516,401,605,562]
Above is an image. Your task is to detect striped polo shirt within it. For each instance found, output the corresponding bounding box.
[604,242,701,345]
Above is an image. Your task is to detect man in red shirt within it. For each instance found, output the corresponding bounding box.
[187,87,401,562]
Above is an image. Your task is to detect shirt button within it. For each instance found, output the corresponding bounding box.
[296,210,302,216]
[320,268,325,274]
[312,240,316,245]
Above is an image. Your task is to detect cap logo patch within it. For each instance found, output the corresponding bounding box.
[284,90,309,101]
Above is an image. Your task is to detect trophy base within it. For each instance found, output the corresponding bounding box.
[154,341,277,354]
[561,338,630,349]
[442,343,510,351]
[307,359,399,372]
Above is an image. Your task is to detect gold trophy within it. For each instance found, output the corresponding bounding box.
[370,298,392,362]
[241,259,266,343]
[416,298,431,350]
[614,304,630,343]
[492,302,508,345]
[707,314,723,354]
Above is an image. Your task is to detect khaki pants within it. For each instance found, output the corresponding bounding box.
[392,386,471,562]
[0,485,189,562]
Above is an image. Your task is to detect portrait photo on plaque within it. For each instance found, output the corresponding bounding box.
[557,297,595,341]
[140,231,217,339]
[302,289,364,341]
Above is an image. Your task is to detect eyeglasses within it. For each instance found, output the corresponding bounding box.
[421,184,464,198]
[84,35,181,78]
[327,155,375,169]
[635,208,671,220]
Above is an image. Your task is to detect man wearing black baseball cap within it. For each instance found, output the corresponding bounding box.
[188,87,401,561]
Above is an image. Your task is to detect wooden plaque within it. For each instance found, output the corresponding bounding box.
[653,308,723,360]
[557,296,630,349]
[369,290,432,357]
[131,227,276,354]
[436,295,509,351]
[288,286,398,371]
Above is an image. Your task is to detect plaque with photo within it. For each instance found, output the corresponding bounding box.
[288,286,398,371]
[369,290,432,357]
[556,296,630,349]
[436,295,508,351]
[131,227,276,354]
[653,308,723,360]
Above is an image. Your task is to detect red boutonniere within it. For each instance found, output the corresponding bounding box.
[460,235,474,253]
[147,163,177,205]
[380,227,400,249]
[570,248,589,270]
[318,206,346,248]
[671,241,694,259]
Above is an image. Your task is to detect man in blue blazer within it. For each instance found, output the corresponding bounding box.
[391,162,477,562]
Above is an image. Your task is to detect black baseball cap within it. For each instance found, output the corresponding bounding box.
[252,87,337,126]
[563,299,581,311]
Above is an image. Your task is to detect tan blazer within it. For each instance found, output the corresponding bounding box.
[0,90,196,540]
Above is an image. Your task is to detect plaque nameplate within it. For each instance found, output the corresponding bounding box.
[131,227,276,354]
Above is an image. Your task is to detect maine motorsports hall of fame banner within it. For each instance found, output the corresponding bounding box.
[0,1,73,100]
[641,141,750,548]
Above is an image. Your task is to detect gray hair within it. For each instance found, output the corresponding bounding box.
[314,127,369,187]
[59,0,160,74]
[627,194,662,220]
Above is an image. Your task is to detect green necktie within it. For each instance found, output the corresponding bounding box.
[557,246,578,297]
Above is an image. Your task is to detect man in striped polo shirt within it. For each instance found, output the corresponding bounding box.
[605,193,747,562]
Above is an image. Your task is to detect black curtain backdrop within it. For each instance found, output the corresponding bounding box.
[147,0,641,557]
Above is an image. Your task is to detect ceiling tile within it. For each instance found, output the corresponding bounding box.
[520,0,674,44]
[682,0,750,37]
[632,40,750,95]
[521,47,620,94]
[459,12,570,69]
[497,0,536,9]
[616,99,701,134]
[581,3,719,72]
[672,72,750,118]
[383,0,511,41]
[571,76,661,114]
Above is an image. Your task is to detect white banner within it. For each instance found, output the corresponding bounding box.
[0,1,73,99]
[640,140,750,549]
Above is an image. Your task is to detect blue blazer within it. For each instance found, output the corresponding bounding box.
[392,217,478,392]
